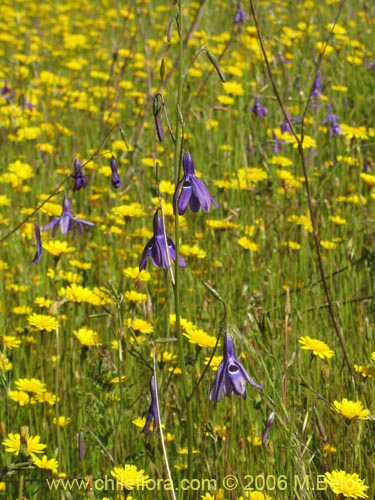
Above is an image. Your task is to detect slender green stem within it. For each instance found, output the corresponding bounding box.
[152,349,177,500]
[18,471,24,500]
[172,2,194,496]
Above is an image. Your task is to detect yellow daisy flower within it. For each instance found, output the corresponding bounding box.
[238,237,259,252]
[2,433,47,456]
[43,240,76,257]
[74,326,102,347]
[324,470,369,499]
[110,464,149,490]
[127,318,153,334]
[15,378,46,394]
[1,335,21,349]
[298,336,334,359]
[27,313,59,332]
[354,364,375,378]
[124,291,147,304]
[9,390,30,406]
[33,455,59,474]
[333,398,370,420]
[32,391,57,405]
[53,416,72,427]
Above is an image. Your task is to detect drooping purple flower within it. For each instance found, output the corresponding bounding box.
[32,222,43,265]
[311,70,323,98]
[173,151,219,216]
[234,2,248,24]
[72,158,87,191]
[280,114,301,134]
[262,411,275,444]
[1,82,14,100]
[42,195,94,237]
[271,132,287,154]
[77,429,84,461]
[110,155,121,188]
[142,375,160,435]
[209,332,264,402]
[22,95,36,110]
[139,210,186,271]
[322,104,342,136]
[368,61,375,72]
[251,97,268,118]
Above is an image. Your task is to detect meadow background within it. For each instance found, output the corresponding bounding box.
[1,0,375,498]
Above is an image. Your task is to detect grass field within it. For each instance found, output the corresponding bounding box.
[1,0,375,499]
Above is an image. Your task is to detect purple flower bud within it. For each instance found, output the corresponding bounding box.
[154,112,164,142]
[280,114,301,134]
[251,97,268,118]
[77,430,84,461]
[272,132,287,154]
[72,158,87,191]
[1,82,14,100]
[32,222,43,265]
[110,156,121,188]
[153,94,164,142]
[22,95,36,110]
[234,2,248,24]
[322,104,342,136]
[262,411,275,444]
[311,71,323,98]
[142,375,160,435]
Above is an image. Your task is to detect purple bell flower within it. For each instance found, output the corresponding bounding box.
[173,151,218,216]
[139,210,186,271]
[72,158,87,191]
[280,113,302,134]
[209,332,264,402]
[322,104,342,136]
[1,82,14,100]
[311,70,323,98]
[272,132,287,154]
[42,196,94,237]
[251,96,268,118]
[142,376,160,435]
[110,155,121,188]
[234,2,248,24]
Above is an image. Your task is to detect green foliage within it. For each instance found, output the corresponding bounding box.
[1,0,375,499]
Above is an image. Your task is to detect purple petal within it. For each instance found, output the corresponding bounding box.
[182,151,195,176]
[42,218,59,232]
[139,239,154,271]
[152,239,167,268]
[191,177,218,212]
[189,193,201,213]
[172,180,183,214]
[73,217,95,228]
[32,222,43,265]
[227,362,247,397]
[209,361,227,402]
[60,213,72,234]
[167,238,186,268]
[178,182,193,215]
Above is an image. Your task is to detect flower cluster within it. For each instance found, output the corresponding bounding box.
[140,151,218,271]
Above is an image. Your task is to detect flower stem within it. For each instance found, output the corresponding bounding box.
[173,1,194,496]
